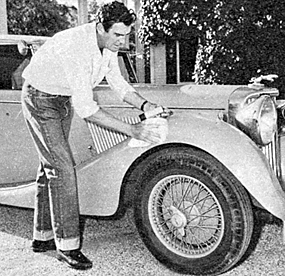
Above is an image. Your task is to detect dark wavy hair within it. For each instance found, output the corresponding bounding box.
[97,1,137,32]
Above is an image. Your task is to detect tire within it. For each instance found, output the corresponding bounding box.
[134,146,254,275]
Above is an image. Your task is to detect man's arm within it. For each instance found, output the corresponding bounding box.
[106,52,157,112]
[123,90,157,112]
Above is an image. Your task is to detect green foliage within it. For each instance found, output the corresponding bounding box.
[195,0,285,88]
[88,0,100,22]
[139,0,203,45]
[7,0,72,36]
[140,0,285,91]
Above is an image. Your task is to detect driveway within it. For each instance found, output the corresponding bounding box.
[0,205,285,276]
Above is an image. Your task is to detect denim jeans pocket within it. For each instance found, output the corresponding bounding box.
[34,96,62,120]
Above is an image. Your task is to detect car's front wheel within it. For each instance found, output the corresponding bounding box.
[134,146,253,276]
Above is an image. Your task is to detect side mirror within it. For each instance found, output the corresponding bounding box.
[17,40,29,56]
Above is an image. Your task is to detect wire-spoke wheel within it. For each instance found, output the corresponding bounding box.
[134,146,253,276]
[148,174,225,258]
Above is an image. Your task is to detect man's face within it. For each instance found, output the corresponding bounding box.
[100,22,131,52]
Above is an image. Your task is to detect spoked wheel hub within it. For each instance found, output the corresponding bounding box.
[169,200,201,236]
[148,175,225,258]
[169,206,188,236]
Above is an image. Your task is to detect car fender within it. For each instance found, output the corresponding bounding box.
[164,111,285,221]
[77,110,285,220]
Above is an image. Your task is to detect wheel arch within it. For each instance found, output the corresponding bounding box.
[121,143,247,207]
[123,143,218,184]
[122,139,285,221]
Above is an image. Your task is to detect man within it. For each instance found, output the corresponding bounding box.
[21,1,167,271]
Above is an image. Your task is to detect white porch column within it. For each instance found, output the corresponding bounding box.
[0,0,8,34]
[150,43,166,84]
[135,0,145,83]
[78,0,88,25]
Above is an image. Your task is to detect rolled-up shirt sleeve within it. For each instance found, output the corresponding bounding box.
[106,51,136,100]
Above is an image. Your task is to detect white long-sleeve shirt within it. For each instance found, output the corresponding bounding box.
[22,22,136,118]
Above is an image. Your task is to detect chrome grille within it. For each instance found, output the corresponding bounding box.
[261,133,280,177]
[86,116,140,154]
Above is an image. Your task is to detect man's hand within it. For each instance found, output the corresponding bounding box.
[123,91,172,118]
[142,101,158,112]
[143,102,173,119]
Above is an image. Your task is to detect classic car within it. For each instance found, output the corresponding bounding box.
[1,34,285,276]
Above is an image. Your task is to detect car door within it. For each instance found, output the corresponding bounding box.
[0,42,99,186]
[0,43,39,185]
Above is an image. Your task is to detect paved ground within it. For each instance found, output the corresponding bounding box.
[1,205,285,276]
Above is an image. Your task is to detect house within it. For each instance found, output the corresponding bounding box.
[150,37,198,85]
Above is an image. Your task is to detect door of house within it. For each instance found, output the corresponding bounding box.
[166,37,198,84]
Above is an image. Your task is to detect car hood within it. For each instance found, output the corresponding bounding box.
[95,83,242,110]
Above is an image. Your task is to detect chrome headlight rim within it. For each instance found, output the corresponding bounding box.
[235,95,277,146]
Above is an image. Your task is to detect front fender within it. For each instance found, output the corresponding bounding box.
[166,111,285,221]
[77,110,285,220]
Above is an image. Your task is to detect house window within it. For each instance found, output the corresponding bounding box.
[166,37,198,84]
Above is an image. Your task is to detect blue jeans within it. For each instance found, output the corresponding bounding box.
[21,82,80,251]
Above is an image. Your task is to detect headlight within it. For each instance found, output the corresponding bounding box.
[235,95,277,146]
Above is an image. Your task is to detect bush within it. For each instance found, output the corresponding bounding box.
[140,0,285,95]
[7,0,71,36]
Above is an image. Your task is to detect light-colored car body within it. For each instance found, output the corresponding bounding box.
[0,78,284,219]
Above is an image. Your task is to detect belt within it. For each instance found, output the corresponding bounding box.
[26,84,70,99]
